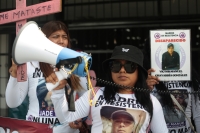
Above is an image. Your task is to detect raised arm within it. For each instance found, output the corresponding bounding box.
[5,59,28,108]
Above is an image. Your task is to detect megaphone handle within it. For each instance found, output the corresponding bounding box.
[46,70,70,91]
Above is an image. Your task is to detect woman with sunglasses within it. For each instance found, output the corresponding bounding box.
[51,45,168,133]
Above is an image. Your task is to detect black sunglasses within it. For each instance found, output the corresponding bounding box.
[109,61,138,73]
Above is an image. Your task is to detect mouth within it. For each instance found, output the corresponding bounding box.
[117,130,125,133]
[118,76,128,80]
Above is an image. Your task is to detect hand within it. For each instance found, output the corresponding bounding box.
[146,68,159,90]
[9,59,17,78]
[45,68,67,90]
[69,119,83,129]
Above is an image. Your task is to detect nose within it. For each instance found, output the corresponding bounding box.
[119,122,125,127]
[119,65,126,73]
[58,37,64,46]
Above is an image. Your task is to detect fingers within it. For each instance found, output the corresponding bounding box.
[46,72,58,84]
[53,79,67,90]
[147,68,155,75]
[9,59,17,78]
[146,68,159,90]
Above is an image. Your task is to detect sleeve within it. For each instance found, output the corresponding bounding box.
[150,95,169,133]
[191,93,200,133]
[51,88,90,124]
[77,77,88,97]
[5,76,29,108]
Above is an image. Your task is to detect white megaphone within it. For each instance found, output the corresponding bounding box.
[12,21,92,91]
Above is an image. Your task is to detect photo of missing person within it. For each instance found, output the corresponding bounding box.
[162,43,180,70]
[37,78,55,116]
[100,106,146,133]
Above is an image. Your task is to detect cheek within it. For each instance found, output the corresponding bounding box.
[63,40,69,47]
[130,70,138,83]
[49,38,57,44]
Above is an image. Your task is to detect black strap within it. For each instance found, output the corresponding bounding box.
[56,56,82,69]
[68,89,75,112]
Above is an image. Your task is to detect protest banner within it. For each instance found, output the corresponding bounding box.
[150,29,191,81]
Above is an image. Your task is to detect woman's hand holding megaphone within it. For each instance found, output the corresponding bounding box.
[9,59,17,78]
[45,68,68,91]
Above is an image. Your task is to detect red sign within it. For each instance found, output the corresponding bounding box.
[0,117,52,133]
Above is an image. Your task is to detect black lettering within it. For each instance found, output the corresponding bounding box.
[178,82,183,87]
[169,129,176,133]
[42,6,47,12]
[127,98,135,104]
[47,118,54,124]
[33,117,39,122]
[98,100,104,106]
[95,101,99,107]
[115,101,120,106]
[17,23,23,29]
[137,104,143,109]
[121,102,126,107]
[168,83,172,88]
[21,10,25,16]
[184,82,189,87]
[13,11,20,19]
[97,95,104,101]
[54,118,60,124]
[31,9,35,14]
[36,7,41,14]
[184,127,190,132]
[26,9,31,15]
[0,13,8,20]
[47,5,51,11]
[118,97,126,102]
[178,128,184,133]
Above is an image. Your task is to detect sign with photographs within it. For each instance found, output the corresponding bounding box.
[150,29,191,81]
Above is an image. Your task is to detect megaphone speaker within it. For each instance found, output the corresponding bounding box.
[12,21,92,77]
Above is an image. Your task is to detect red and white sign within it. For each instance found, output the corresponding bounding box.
[0,117,52,133]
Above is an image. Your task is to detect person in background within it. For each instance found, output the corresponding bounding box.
[6,21,88,133]
[50,45,168,133]
[143,38,200,133]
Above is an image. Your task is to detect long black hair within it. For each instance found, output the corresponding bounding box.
[191,68,200,101]
[103,66,153,121]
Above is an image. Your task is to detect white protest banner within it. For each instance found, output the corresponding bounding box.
[150,29,191,81]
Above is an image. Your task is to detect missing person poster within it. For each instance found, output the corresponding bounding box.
[150,29,191,81]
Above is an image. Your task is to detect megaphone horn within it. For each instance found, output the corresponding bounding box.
[12,21,92,91]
